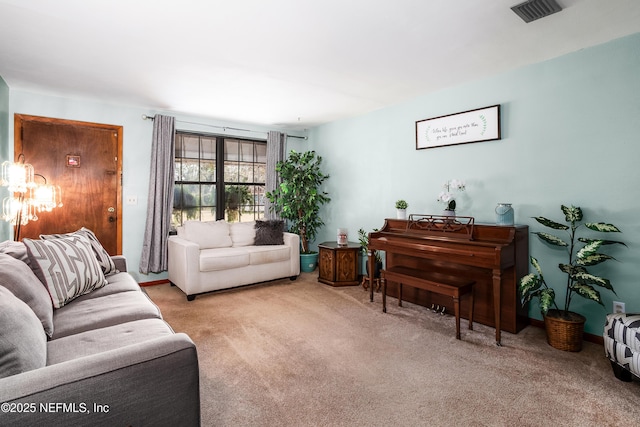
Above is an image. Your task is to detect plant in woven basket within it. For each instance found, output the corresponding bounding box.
[520,205,625,318]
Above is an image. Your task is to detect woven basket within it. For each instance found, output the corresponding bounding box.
[544,309,586,352]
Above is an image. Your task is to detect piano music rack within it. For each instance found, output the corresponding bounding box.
[406,214,475,240]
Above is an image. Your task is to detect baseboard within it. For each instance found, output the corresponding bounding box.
[528,317,604,346]
[139,279,170,287]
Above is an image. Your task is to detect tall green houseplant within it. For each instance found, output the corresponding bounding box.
[265,150,330,254]
[520,205,625,315]
[519,205,625,351]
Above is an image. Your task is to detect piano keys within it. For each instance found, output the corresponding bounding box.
[367,215,529,345]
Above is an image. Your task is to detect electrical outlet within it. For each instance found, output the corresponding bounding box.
[613,301,625,314]
[126,195,137,205]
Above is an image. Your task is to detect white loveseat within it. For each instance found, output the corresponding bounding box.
[168,220,300,300]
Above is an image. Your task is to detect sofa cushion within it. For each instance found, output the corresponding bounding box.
[182,220,232,249]
[0,286,47,379]
[70,271,142,303]
[0,253,54,337]
[0,240,30,264]
[230,221,256,247]
[24,235,108,308]
[246,245,291,265]
[51,289,162,339]
[47,318,174,365]
[199,247,250,272]
[40,227,118,276]
[254,219,285,245]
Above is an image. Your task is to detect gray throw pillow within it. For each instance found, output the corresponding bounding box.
[0,253,54,337]
[0,286,47,379]
[40,227,119,276]
[24,235,108,308]
[254,220,285,245]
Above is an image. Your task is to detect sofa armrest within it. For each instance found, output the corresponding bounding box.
[167,236,201,290]
[111,255,127,273]
[283,232,300,275]
[283,232,300,251]
[0,334,200,426]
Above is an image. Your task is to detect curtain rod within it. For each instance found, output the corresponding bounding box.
[141,114,307,140]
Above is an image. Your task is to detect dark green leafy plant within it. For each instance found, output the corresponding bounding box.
[395,200,408,210]
[357,228,382,263]
[265,150,330,254]
[519,205,625,316]
[225,185,253,222]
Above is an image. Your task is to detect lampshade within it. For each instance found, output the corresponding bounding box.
[1,160,35,193]
[32,183,63,212]
[1,157,62,238]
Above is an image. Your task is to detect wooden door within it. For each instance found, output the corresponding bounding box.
[14,115,122,255]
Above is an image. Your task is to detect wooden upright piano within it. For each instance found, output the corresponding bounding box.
[367,215,529,345]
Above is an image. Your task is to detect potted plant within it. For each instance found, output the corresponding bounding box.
[437,179,465,215]
[265,150,330,272]
[357,228,382,278]
[395,199,408,219]
[519,205,625,351]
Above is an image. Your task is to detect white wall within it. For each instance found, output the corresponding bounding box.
[308,33,640,335]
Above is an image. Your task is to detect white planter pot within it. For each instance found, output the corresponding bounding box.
[396,208,407,219]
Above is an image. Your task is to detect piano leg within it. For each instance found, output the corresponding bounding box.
[382,277,387,313]
[368,251,375,303]
[398,282,403,307]
[453,295,461,340]
[493,269,502,346]
[468,288,474,331]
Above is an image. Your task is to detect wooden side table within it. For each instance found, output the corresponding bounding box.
[317,241,360,286]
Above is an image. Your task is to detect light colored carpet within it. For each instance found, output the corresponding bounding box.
[145,273,640,426]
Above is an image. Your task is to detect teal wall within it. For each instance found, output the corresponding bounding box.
[2,90,298,283]
[308,33,640,335]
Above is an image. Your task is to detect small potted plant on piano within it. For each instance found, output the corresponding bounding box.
[395,200,408,219]
[519,204,625,352]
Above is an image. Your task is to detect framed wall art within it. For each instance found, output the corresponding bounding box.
[416,104,501,150]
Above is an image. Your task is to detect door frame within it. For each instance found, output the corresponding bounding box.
[14,114,123,253]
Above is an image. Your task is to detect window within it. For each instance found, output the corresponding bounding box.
[173,132,266,226]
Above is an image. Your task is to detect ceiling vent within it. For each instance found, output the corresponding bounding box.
[511,0,562,23]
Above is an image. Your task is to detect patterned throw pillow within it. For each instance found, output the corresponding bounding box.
[254,220,285,245]
[24,235,108,308]
[40,227,118,276]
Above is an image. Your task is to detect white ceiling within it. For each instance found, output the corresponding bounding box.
[1,0,639,130]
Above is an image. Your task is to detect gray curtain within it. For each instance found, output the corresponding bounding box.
[139,114,175,274]
[265,131,286,219]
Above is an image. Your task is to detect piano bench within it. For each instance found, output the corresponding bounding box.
[381,266,475,340]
